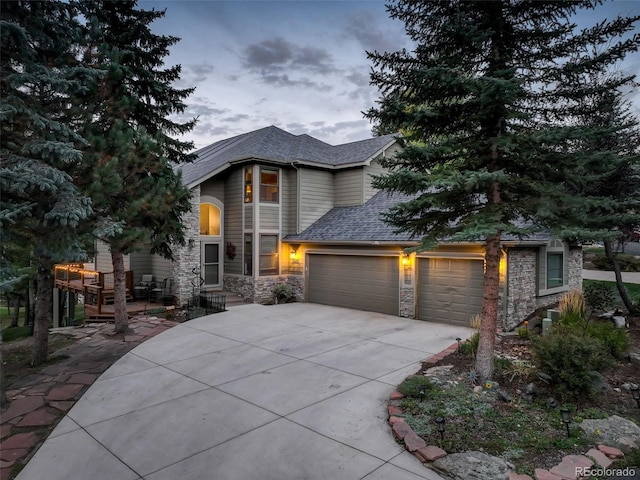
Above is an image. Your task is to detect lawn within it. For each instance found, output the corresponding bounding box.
[583,279,640,306]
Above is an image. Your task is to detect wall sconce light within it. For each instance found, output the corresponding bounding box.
[188,238,195,249]
[560,407,571,437]
[402,254,410,267]
[289,245,300,263]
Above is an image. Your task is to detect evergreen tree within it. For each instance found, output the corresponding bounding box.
[76,0,196,333]
[559,78,640,313]
[1,0,95,365]
[366,0,639,381]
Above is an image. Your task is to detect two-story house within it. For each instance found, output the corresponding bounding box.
[105,125,581,330]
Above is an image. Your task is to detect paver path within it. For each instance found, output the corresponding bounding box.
[14,303,471,480]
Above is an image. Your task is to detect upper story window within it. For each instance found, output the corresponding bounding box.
[200,203,220,236]
[244,167,253,203]
[260,168,278,203]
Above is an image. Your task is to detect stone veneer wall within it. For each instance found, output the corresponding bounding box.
[503,246,582,331]
[171,186,201,307]
[224,274,304,304]
[400,286,414,318]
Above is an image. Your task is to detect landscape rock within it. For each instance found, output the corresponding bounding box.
[545,397,559,409]
[580,415,640,452]
[497,390,513,403]
[589,371,613,393]
[629,352,640,366]
[424,365,454,385]
[432,451,511,480]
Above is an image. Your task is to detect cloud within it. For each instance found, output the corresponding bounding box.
[260,73,333,91]
[344,10,408,54]
[243,36,335,78]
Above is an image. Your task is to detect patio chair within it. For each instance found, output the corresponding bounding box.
[134,274,155,300]
[151,278,172,304]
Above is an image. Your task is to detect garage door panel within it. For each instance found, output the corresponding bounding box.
[308,255,399,316]
[418,258,484,326]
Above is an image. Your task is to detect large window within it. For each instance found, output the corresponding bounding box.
[244,167,253,203]
[199,204,220,236]
[260,168,278,203]
[244,233,252,276]
[546,252,564,288]
[259,234,279,276]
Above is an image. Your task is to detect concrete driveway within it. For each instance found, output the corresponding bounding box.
[18,303,472,480]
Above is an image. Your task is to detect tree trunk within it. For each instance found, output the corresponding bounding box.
[111,249,130,333]
[475,232,502,383]
[0,347,7,408]
[32,255,53,366]
[604,239,636,314]
[9,295,20,328]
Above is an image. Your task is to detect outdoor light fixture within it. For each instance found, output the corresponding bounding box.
[289,245,300,263]
[456,337,462,353]
[560,408,571,437]
[631,385,640,408]
[402,254,410,267]
[419,388,425,402]
[435,417,445,442]
[188,238,195,249]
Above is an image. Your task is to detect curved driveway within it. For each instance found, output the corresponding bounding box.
[18,303,471,480]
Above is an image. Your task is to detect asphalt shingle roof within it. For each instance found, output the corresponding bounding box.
[178,126,398,187]
[285,191,552,244]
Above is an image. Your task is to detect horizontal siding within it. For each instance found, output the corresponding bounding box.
[259,205,279,231]
[95,240,130,272]
[364,158,389,201]
[129,251,153,283]
[299,168,333,231]
[334,168,363,206]
[244,205,253,230]
[152,255,172,283]
[282,169,297,235]
[224,168,243,275]
[200,178,225,203]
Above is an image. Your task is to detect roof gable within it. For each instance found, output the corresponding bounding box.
[179,126,398,187]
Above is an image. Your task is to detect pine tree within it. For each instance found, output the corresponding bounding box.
[559,78,640,313]
[1,1,95,365]
[366,1,639,381]
[76,0,196,333]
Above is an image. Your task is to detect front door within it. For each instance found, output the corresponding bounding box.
[202,242,222,288]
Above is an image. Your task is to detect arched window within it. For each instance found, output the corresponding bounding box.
[200,203,221,236]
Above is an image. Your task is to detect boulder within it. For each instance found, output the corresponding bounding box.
[580,415,640,453]
[432,451,512,480]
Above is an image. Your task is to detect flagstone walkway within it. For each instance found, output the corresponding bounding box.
[1,316,178,480]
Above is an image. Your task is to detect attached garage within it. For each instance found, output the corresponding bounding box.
[306,254,399,316]
[417,257,484,326]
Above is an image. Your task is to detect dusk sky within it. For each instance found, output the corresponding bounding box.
[144,0,640,150]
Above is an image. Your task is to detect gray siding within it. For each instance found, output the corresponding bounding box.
[129,251,153,283]
[281,168,297,235]
[152,255,173,283]
[260,205,279,231]
[95,240,130,272]
[200,178,225,202]
[244,205,253,230]
[224,169,243,275]
[299,168,333,231]
[334,168,363,206]
[363,158,389,202]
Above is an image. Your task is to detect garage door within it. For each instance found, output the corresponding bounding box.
[307,254,399,316]
[417,258,484,326]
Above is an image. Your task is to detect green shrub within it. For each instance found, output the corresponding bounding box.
[397,375,435,399]
[0,325,32,342]
[583,282,616,312]
[585,321,630,359]
[592,253,640,272]
[272,283,296,303]
[460,331,479,356]
[532,332,613,399]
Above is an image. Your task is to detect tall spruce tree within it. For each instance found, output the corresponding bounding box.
[558,79,640,313]
[1,1,95,365]
[76,0,195,333]
[366,1,639,381]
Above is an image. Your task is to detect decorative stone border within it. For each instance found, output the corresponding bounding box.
[387,343,627,480]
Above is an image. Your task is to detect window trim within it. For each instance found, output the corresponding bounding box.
[259,167,279,204]
[538,240,569,296]
[259,234,279,276]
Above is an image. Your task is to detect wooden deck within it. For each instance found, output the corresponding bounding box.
[84,300,173,320]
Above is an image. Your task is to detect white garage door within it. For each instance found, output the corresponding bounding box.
[417,258,484,326]
[307,254,399,316]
